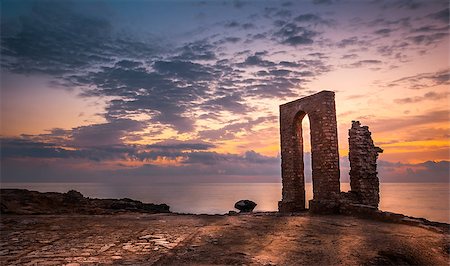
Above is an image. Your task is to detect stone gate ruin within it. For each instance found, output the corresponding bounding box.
[278,90,383,213]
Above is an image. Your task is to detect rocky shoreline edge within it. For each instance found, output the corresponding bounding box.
[1,188,448,233]
[0,189,170,215]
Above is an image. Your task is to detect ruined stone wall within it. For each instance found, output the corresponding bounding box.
[348,121,383,207]
[279,91,340,213]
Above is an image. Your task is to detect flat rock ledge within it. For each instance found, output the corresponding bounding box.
[1,213,449,265]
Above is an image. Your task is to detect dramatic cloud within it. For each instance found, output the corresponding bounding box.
[1,0,448,184]
[0,2,157,75]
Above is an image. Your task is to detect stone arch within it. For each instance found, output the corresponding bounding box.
[278,91,341,213]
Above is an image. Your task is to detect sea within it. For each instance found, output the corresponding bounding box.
[1,182,449,223]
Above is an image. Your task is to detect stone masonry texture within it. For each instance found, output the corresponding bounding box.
[348,121,383,207]
[279,91,340,213]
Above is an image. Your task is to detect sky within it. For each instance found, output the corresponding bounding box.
[1,0,449,184]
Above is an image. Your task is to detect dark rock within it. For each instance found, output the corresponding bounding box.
[228,210,238,215]
[64,190,85,204]
[234,200,257,212]
[0,189,170,215]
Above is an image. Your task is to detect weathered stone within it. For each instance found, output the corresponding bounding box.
[234,200,257,212]
[278,91,385,214]
[279,91,340,213]
[348,121,383,207]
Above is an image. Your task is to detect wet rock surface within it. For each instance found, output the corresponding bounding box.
[0,189,170,215]
[1,213,448,265]
[234,200,257,212]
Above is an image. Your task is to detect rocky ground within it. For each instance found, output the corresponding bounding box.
[0,189,170,215]
[1,212,449,265]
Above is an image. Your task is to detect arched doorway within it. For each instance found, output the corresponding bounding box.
[278,91,341,213]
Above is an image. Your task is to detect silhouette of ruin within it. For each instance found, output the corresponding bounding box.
[278,90,383,213]
[348,121,383,207]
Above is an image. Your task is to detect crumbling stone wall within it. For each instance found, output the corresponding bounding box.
[279,91,340,213]
[348,121,383,207]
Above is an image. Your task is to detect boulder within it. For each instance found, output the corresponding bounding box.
[234,200,257,212]
[64,190,85,204]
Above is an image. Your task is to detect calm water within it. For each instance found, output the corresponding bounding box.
[1,182,449,223]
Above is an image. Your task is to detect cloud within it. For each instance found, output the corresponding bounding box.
[1,1,332,138]
[312,0,338,5]
[223,37,241,43]
[1,139,282,182]
[147,140,215,151]
[198,116,276,140]
[379,0,423,10]
[374,28,392,35]
[337,37,368,48]
[341,54,358,59]
[0,2,157,75]
[174,41,216,61]
[366,17,411,28]
[274,10,292,18]
[233,0,246,9]
[378,160,450,183]
[239,52,276,67]
[182,150,279,165]
[153,60,213,80]
[202,93,251,114]
[1,136,212,163]
[406,32,448,46]
[115,60,143,69]
[294,13,331,25]
[389,69,450,89]
[394,91,449,104]
[2,0,448,184]
[225,21,240,27]
[364,109,450,133]
[376,42,409,57]
[347,59,382,68]
[242,23,255,29]
[3,139,447,183]
[427,7,449,23]
[71,119,145,147]
[273,23,318,46]
[69,59,218,132]
[0,137,136,162]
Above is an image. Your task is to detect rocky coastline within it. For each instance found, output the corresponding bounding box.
[1,189,449,265]
[0,189,170,215]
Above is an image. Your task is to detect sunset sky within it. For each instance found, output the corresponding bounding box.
[1,0,449,183]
